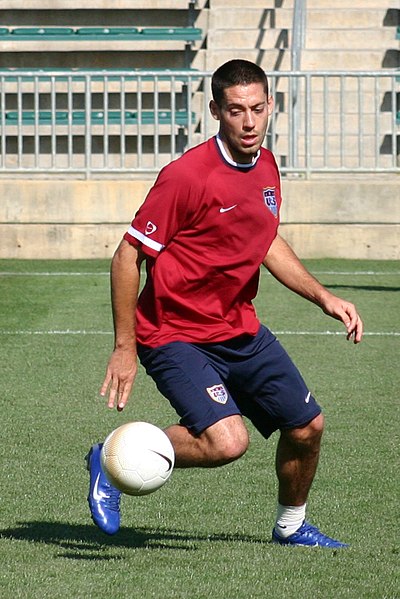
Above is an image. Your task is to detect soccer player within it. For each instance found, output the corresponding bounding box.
[86,59,363,546]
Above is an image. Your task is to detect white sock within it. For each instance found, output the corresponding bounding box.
[274,503,306,538]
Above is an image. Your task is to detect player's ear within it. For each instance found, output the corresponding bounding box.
[209,99,220,121]
[267,95,274,116]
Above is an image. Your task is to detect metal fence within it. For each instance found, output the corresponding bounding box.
[0,69,398,178]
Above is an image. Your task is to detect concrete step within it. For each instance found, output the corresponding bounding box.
[269,77,395,96]
[209,8,294,30]
[207,29,290,50]
[302,135,393,157]
[301,49,398,70]
[269,113,394,136]
[0,49,206,70]
[208,27,397,52]
[0,38,204,53]
[0,151,179,172]
[289,153,397,168]
[306,9,396,29]
[306,0,398,7]
[269,139,394,164]
[0,0,207,8]
[205,49,292,71]
[211,0,293,7]
[306,28,397,50]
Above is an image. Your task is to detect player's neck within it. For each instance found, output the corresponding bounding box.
[215,134,260,169]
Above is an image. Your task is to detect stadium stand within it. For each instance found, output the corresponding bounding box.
[0,1,205,173]
[0,0,398,261]
[0,1,205,69]
[0,27,202,42]
[4,109,195,127]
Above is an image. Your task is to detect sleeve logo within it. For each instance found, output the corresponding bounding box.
[145,221,158,235]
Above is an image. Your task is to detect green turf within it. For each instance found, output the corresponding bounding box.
[0,259,399,599]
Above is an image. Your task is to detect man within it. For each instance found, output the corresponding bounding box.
[86,59,363,546]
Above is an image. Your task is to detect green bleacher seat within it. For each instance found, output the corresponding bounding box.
[4,109,195,126]
[76,27,139,36]
[6,111,68,123]
[12,27,74,36]
[0,28,9,35]
[2,27,202,42]
[141,27,202,41]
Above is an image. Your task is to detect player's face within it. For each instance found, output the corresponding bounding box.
[210,82,273,164]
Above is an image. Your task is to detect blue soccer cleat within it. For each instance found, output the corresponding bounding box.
[272,521,349,548]
[86,443,122,535]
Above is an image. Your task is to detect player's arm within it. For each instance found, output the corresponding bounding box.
[262,233,363,343]
[100,239,146,410]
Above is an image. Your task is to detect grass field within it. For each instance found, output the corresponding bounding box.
[0,258,399,599]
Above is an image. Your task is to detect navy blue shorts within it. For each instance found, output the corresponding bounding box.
[137,325,321,439]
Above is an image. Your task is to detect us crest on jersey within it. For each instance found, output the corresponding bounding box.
[263,187,278,218]
[206,384,228,404]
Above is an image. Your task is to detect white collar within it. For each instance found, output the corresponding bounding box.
[216,133,260,169]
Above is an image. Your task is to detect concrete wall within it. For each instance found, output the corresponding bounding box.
[280,180,399,260]
[1,178,398,260]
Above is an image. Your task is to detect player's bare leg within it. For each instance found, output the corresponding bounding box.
[272,412,346,547]
[164,414,248,468]
[276,413,324,506]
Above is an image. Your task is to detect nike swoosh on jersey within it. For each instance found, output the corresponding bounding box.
[219,205,237,213]
[305,392,311,404]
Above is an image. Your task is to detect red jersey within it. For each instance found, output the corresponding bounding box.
[124,136,281,347]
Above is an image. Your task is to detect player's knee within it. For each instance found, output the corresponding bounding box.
[205,418,249,465]
[283,413,324,450]
[218,430,249,463]
[306,413,324,441]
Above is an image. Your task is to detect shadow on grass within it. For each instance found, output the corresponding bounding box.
[324,284,400,292]
[0,521,270,559]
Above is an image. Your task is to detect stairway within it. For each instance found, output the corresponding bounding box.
[205,0,399,71]
[302,0,399,70]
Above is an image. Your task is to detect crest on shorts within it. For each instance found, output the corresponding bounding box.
[206,384,228,405]
[263,187,278,218]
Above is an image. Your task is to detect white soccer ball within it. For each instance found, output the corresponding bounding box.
[100,421,175,496]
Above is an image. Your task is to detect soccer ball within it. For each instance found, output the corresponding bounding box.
[100,421,175,496]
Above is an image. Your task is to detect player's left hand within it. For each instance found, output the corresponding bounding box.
[320,294,364,344]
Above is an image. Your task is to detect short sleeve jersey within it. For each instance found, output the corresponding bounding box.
[124,136,282,347]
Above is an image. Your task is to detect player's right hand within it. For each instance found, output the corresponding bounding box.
[100,348,138,411]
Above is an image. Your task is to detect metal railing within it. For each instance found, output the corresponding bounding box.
[291,0,306,71]
[0,69,398,178]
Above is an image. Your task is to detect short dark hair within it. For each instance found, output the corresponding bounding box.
[211,59,269,107]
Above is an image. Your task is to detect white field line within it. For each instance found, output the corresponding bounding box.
[0,270,399,277]
[0,329,398,337]
[1,271,398,337]
[0,272,109,276]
